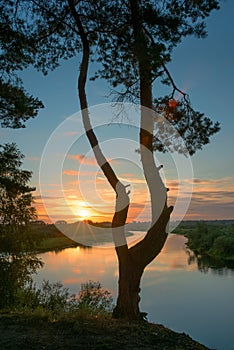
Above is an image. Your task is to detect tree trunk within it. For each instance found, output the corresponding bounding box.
[69,0,173,320]
[113,257,143,319]
[113,0,173,319]
[113,203,173,320]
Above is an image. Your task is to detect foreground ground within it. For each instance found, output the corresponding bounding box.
[0,312,214,350]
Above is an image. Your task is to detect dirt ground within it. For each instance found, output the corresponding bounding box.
[0,312,214,350]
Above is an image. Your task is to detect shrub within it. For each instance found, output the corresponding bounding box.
[17,280,113,317]
[77,281,114,315]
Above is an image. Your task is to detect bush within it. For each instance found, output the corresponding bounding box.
[18,280,77,314]
[77,281,114,315]
[37,280,78,312]
[17,280,114,317]
[0,255,43,310]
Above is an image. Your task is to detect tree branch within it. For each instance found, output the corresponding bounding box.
[142,25,190,103]
[68,0,120,192]
[30,0,80,37]
[68,0,130,254]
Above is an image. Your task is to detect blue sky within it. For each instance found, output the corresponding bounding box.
[1,0,233,222]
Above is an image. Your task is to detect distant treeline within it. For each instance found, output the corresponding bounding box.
[1,220,234,259]
[174,221,234,262]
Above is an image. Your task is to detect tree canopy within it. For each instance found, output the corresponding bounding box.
[0,142,39,257]
[0,0,220,152]
[0,5,44,128]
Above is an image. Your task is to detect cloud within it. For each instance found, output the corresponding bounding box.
[130,202,146,209]
[33,195,64,200]
[67,154,98,166]
[149,176,234,221]
[63,278,82,285]
[67,154,118,167]
[193,177,233,185]
[191,190,234,201]
[68,154,85,162]
[64,170,79,176]
[34,175,234,223]
[185,200,234,220]
[119,176,146,184]
[167,180,179,187]
[179,176,234,220]
[120,173,134,177]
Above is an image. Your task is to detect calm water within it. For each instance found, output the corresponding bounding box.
[35,234,234,350]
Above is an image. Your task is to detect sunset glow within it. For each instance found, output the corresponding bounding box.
[35,171,234,224]
[79,208,90,219]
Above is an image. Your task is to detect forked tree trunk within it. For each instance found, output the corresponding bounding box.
[69,0,173,320]
[112,203,173,319]
[113,0,173,319]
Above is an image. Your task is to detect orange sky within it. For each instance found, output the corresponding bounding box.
[34,152,234,224]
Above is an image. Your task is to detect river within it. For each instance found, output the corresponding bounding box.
[34,233,234,350]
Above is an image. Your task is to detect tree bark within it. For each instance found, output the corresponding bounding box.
[111,0,173,319]
[112,255,143,319]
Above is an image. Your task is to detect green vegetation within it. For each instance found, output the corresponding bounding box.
[0,219,135,255]
[11,280,114,317]
[0,143,43,308]
[29,221,134,251]
[0,219,80,254]
[28,223,80,252]
[37,236,77,252]
[174,221,234,263]
[0,280,211,350]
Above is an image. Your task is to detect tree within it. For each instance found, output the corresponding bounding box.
[0,0,221,318]
[0,143,43,308]
[0,6,44,128]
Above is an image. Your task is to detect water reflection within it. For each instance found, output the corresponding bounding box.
[36,235,191,284]
[36,234,234,288]
[34,234,234,350]
[185,245,234,275]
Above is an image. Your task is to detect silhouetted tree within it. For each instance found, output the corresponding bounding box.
[0,143,43,308]
[0,0,221,318]
[0,11,43,128]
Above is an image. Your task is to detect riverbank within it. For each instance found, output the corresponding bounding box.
[36,235,79,252]
[29,222,134,252]
[37,220,234,265]
[174,221,234,264]
[0,312,213,350]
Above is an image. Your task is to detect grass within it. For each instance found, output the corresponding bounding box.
[0,311,213,350]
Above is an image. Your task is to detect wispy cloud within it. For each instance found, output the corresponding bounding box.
[33,175,234,223]
[64,170,79,176]
[193,177,233,185]
[67,154,98,166]
[119,175,146,184]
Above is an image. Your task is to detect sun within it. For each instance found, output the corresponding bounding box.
[79,208,90,219]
